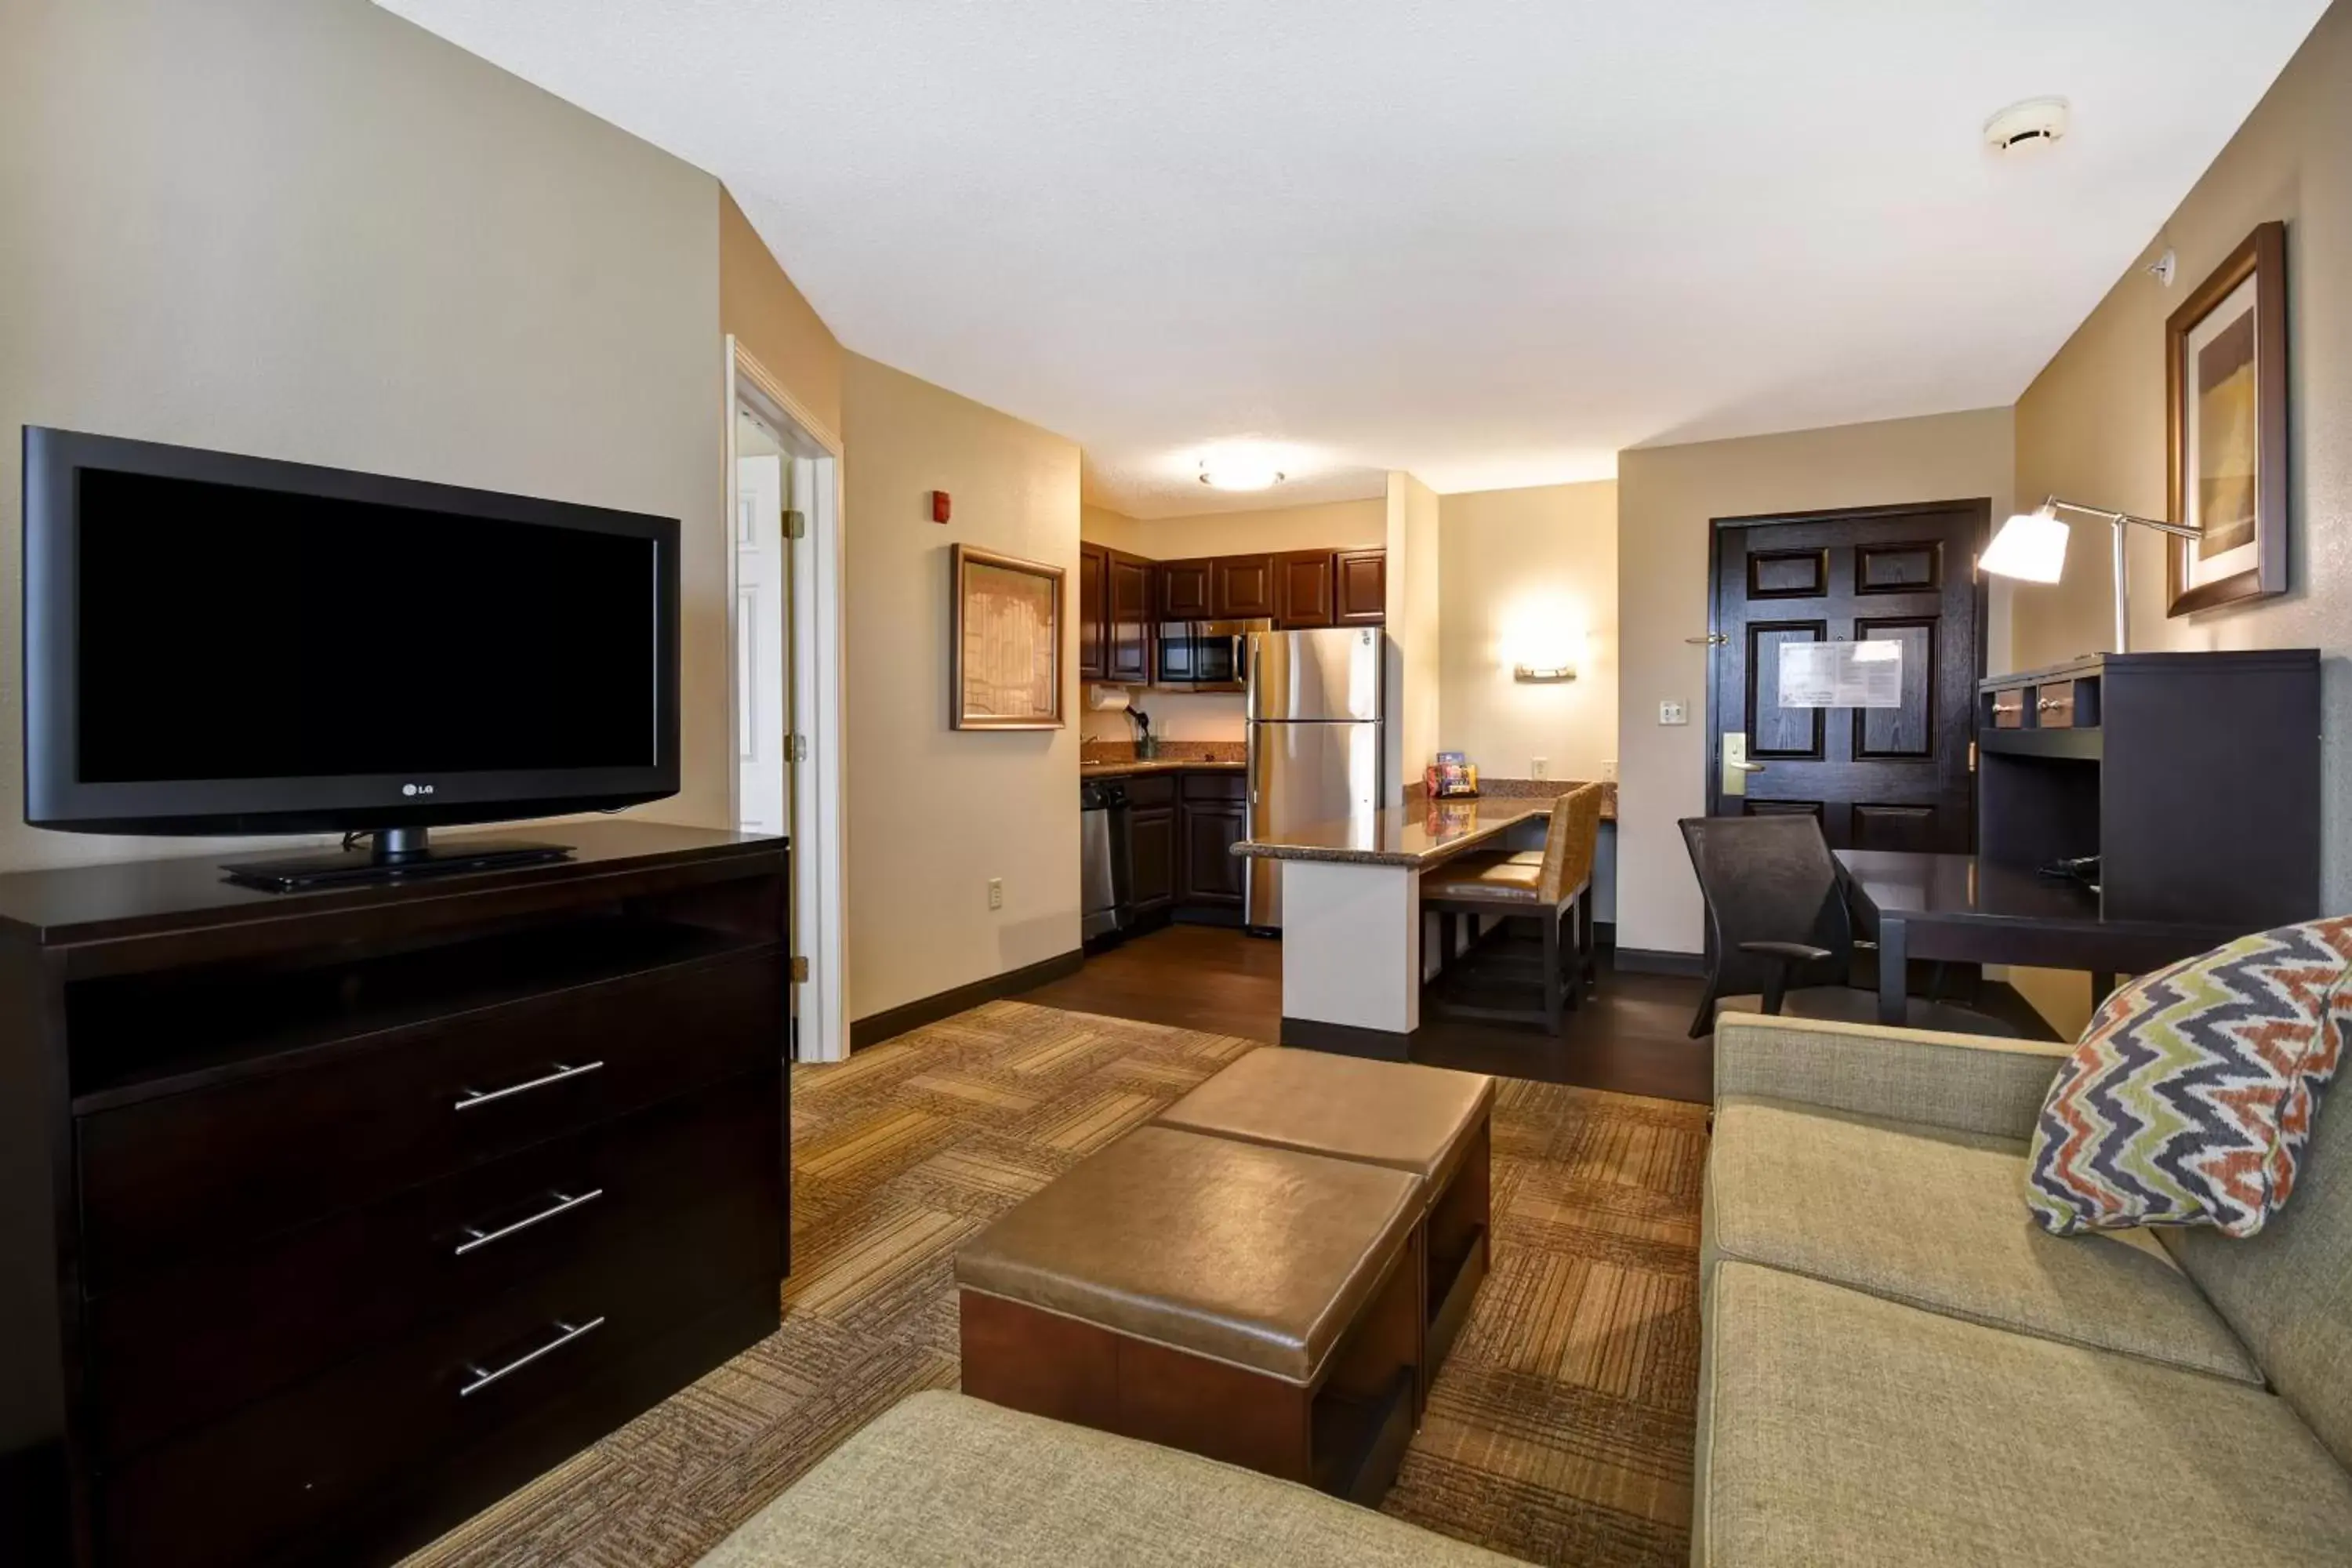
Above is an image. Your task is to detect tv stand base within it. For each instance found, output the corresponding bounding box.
[223,834,572,891]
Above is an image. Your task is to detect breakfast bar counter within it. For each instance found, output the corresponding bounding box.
[1234,798,1555,1051]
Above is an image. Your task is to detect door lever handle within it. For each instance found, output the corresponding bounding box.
[1686,633,1729,646]
[1729,760,1766,773]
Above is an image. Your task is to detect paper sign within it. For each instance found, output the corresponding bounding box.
[1778,640,1903,709]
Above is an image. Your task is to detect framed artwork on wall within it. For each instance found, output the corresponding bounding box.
[2166,220,2288,617]
[951,543,1065,730]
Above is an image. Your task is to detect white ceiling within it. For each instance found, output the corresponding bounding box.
[379,1,2325,519]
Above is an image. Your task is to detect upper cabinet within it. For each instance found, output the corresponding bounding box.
[1077,542,1109,680]
[1160,558,1213,619]
[1334,549,1387,625]
[1105,551,1153,684]
[1274,550,1337,629]
[1211,554,1276,619]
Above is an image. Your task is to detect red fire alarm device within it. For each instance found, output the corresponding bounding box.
[930,490,952,524]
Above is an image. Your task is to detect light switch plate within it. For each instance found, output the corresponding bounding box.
[1659,701,1688,726]
[987,877,1004,910]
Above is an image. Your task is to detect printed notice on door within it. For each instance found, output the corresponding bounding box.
[1778,641,1902,709]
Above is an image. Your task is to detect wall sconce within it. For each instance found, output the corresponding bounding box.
[1513,661,1576,683]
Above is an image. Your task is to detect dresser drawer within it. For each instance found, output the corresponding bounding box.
[1990,688,2026,728]
[95,1168,778,1567]
[2034,680,2083,727]
[85,1065,782,1461]
[78,947,781,1287]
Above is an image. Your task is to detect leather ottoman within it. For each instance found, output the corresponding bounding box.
[954,1126,1424,1505]
[1152,1048,1494,1404]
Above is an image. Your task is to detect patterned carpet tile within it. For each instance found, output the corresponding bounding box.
[407,1000,1710,1568]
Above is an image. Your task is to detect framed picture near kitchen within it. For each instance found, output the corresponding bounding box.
[2166,219,2287,616]
[950,543,1065,730]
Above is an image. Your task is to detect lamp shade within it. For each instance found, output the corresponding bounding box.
[1980,506,2070,583]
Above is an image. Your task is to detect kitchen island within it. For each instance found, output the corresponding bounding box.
[1232,797,1554,1052]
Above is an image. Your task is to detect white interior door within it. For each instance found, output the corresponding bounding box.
[735,451,788,837]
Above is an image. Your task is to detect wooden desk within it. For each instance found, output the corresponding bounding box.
[1835,849,2254,1026]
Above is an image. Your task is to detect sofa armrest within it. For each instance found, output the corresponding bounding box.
[1713,1011,2071,1142]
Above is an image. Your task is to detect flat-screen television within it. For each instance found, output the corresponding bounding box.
[22,426,681,854]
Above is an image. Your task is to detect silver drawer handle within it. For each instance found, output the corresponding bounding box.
[2037,698,2065,712]
[458,1316,605,1399]
[452,1188,604,1257]
[453,1060,604,1112]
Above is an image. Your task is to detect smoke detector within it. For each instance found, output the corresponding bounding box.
[1984,97,2070,154]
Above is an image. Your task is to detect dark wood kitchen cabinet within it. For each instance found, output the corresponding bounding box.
[1077,542,1109,680]
[1274,550,1336,629]
[1159,558,1213,619]
[1128,804,1177,915]
[1335,549,1387,625]
[1105,551,1153,684]
[1177,774,1247,909]
[1211,554,1277,619]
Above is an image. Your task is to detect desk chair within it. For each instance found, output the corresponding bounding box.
[1422,783,1606,1034]
[1678,814,2018,1040]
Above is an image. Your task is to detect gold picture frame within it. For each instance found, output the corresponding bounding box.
[950,543,1065,730]
[2166,220,2288,616]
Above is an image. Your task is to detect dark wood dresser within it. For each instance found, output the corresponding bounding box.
[0,822,791,1566]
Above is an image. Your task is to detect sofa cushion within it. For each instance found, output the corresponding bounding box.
[695,1390,1523,1568]
[2164,1000,2352,1472]
[2027,916,2352,1238]
[1695,1261,2352,1567]
[1706,1096,2260,1383]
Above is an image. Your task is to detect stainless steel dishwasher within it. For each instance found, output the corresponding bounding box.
[1080,779,1124,942]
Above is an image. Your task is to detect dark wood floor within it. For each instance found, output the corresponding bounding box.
[1017,922,1719,1104]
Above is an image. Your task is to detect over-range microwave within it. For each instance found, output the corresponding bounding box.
[1153,619,1269,692]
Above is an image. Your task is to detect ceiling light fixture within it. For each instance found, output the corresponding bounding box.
[1197,454,1286,492]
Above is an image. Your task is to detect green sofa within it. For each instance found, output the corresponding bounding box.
[695,1388,1519,1566]
[1697,1011,2352,1565]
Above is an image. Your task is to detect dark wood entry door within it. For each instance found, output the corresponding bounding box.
[1707,501,1988,851]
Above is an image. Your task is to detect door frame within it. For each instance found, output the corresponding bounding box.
[724,336,849,1064]
[1700,498,1991,834]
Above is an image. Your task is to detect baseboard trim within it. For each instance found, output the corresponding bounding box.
[1614,946,1705,978]
[1279,1015,1414,1061]
[850,949,1085,1051]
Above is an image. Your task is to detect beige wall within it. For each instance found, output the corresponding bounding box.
[1615,409,2017,954]
[1385,474,1443,797]
[1438,481,1618,782]
[843,355,1083,1020]
[720,187,844,444]
[0,0,726,878]
[1099,496,1386,559]
[1077,496,1388,742]
[2009,2,2352,1033]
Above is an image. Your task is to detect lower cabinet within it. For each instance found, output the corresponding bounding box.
[1177,774,1247,910]
[1129,807,1177,915]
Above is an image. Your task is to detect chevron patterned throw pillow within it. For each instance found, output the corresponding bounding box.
[2026,916,2352,1238]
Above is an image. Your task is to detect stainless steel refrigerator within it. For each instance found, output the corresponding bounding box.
[1244,626,1384,931]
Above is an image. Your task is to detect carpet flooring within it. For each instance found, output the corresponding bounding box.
[404,1001,1711,1567]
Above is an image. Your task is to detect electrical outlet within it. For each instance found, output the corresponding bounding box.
[1530,757,1548,780]
[1659,701,1688,726]
[987,877,1004,910]
[1602,757,1618,782]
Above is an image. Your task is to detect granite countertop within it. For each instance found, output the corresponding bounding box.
[1231,800,1554,869]
[1080,757,1247,778]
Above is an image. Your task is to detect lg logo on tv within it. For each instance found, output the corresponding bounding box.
[402,783,436,797]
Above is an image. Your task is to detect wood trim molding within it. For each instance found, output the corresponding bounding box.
[733,342,842,458]
[1613,948,1708,978]
[849,949,1086,1051]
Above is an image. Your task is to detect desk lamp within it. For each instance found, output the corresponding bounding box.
[1978,496,2201,654]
